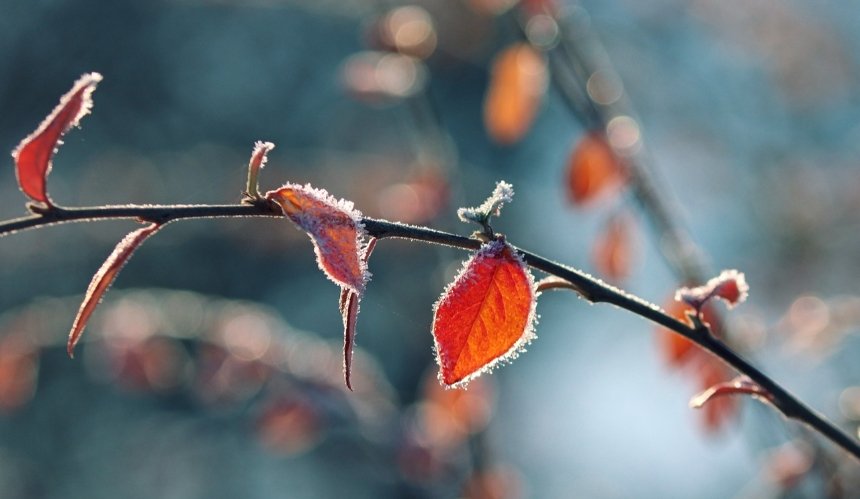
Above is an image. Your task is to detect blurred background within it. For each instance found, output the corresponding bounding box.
[2,0,860,497]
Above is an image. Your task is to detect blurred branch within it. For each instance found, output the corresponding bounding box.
[545,6,707,282]
[0,200,858,459]
[534,2,849,480]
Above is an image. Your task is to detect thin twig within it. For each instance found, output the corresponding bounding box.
[1,202,858,459]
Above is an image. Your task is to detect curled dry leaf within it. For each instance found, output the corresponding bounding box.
[483,42,547,144]
[592,213,635,281]
[267,183,369,294]
[675,269,749,311]
[566,131,626,205]
[341,238,377,391]
[67,223,162,357]
[268,183,375,389]
[432,239,537,388]
[12,72,103,206]
[246,140,275,198]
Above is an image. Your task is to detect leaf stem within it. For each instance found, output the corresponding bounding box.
[1,202,858,458]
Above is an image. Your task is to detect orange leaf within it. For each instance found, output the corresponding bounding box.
[566,131,626,205]
[483,43,547,145]
[592,213,635,281]
[67,223,162,357]
[656,299,697,367]
[656,298,721,368]
[12,72,103,206]
[267,183,369,294]
[432,239,536,387]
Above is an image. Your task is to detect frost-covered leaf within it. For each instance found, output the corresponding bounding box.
[67,223,162,357]
[267,183,369,294]
[457,181,514,226]
[566,131,626,206]
[267,184,375,389]
[246,141,275,198]
[341,291,360,391]
[341,237,376,391]
[483,43,547,144]
[432,239,537,388]
[675,269,749,311]
[12,72,103,206]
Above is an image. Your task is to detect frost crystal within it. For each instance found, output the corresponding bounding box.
[457,181,515,225]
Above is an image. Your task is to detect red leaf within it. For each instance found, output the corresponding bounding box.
[483,43,547,145]
[246,140,275,198]
[269,183,375,390]
[656,297,721,368]
[248,141,274,174]
[342,237,376,391]
[432,239,537,387]
[591,213,635,281]
[12,72,103,206]
[267,183,369,294]
[67,223,162,357]
[566,131,626,205]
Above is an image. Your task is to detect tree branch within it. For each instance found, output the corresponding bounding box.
[1,202,858,458]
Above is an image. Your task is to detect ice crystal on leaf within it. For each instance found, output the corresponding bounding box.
[267,183,374,389]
